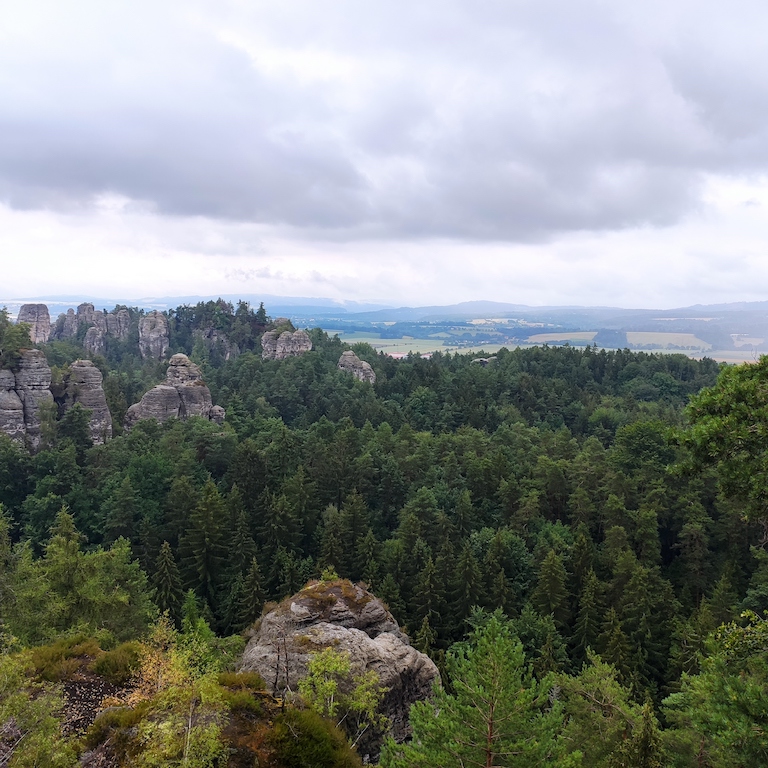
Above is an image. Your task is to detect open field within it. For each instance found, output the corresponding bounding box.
[322,328,768,363]
[527,331,597,343]
[626,332,711,349]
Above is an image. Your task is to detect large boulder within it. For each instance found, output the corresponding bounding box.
[61,360,113,444]
[261,329,312,360]
[337,350,376,384]
[17,304,51,344]
[124,354,222,430]
[239,579,439,759]
[194,328,239,361]
[138,311,169,360]
[14,350,53,452]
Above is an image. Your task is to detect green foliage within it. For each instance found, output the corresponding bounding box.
[380,614,579,767]
[269,708,363,768]
[298,646,388,747]
[663,611,768,767]
[0,650,78,767]
[90,640,143,685]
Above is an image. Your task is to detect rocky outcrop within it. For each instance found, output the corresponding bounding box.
[261,329,312,360]
[338,350,376,384]
[17,304,51,344]
[52,304,135,355]
[0,370,25,444]
[239,579,439,759]
[124,354,223,430]
[60,360,112,444]
[14,350,54,452]
[194,328,240,361]
[138,311,169,361]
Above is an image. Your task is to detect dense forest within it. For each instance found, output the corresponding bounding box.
[1,299,767,767]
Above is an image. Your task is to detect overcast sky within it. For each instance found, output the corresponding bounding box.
[2,0,768,308]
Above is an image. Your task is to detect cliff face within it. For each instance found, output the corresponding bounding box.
[6,350,54,452]
[60,360,113,444]
[261,329,312,360]
[239,579,439,760]
[138,311,169,361]
[337,350,376,384]
[0,353,114,450]
[17,304,51,344]
[124,354,225,430]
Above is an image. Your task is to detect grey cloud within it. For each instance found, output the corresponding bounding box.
[1,0,767,242]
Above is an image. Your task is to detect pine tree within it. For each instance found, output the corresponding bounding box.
[103,475,137,545]
[599,608,632,685]
[380,616,574,768]
[532,548,571,630]
[153,540,184,624]
[319,504,346,576]
[451,542,484,625]
[572,568,604,663]
[179,479,227,609]
[236,557,266,630]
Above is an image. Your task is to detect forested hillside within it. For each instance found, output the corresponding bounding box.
[1,299,767,767]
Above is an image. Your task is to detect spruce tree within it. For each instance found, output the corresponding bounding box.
[179,479,227,609]
[152,540,184,624]
[573,568,604,663]
[532,548,571,630]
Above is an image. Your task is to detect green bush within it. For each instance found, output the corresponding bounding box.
[217,670,266,691]
[84,702,150,750]
[90,641,142,686]
[269,708,362,768]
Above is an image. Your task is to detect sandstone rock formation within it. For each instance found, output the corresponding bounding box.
[337,350,376,384]
[261,329,312,360]
[239,579,439,759]
[17,304,51,344]
[52,303,135,355]
[138,311,169,360]
[0,369,25,443]
[13,350,54,452]
[60,360,112,444]
[124,354,223,430]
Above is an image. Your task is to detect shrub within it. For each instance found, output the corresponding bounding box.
[90,641,142,686]
[269,708,362,768]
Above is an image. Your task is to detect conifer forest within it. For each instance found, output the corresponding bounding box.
[1,299,767,767]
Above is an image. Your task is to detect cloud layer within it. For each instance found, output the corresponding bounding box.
[2,0,768,306]
[3,0,768,241]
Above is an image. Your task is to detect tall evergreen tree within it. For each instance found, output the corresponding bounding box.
[179,479,227,610]
[532,548,571,630]
[153,540,184,624]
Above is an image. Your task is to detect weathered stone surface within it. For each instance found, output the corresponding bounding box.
[61,360,112,444]
[55,309,78,340]
[105,309,131,340]
[261,329,313,360]
[124,354,223,430]
[338,350,376,384]
[138,311,169,360]
[17,304,51,344]
[0,370,25,444]
[14,350,53,452]
[210,405,225,425]
[194,328,240,361]
[239,579,439,759]
[124,385,181,430]
[83,327,106,356]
